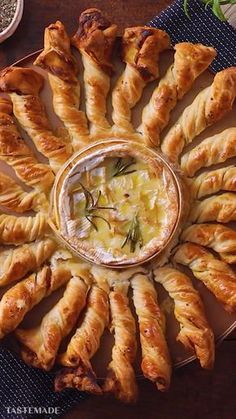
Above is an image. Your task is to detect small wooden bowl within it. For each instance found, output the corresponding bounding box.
[0,0,24,44]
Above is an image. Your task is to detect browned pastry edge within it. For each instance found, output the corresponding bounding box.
[181,223,236,264]
[103,282,138,403]
[0,212,49,245]
[72,8,117,75]
[173,242,236,312]
[0,67,44,95]
[122,26,170,81]
[34,21,78,83]
[132,273,172,392]
[154,266,215,369]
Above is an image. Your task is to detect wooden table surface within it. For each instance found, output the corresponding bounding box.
[0,1,236,418]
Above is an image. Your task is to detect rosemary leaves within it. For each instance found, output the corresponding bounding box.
[184,0,236,21]
[79,182,116,231]
[113,157,136,177]
[0,0,17,32]
[122,214,143,253]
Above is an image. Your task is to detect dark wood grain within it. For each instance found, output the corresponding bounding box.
[0,1,235,418]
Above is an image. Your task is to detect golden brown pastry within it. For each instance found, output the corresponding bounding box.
[189,166,236,199]
[72,8,117,135]
[0,97,12,114]
[0,172,48,213]
[189,192,236,223]
[0,67,72,173]
[140,43,216,147]
[16,275,88,371]
[154,266,215,369]
[0,212,48,245]
[161,67,236,162]
[131,273,171,391]
[55,279,109,394]
[173,243,236,312]
[34,21,89,150]
[181,128,236,176]
[112,26,170,133]
[103,279,138,403]
[0,265,71,339]
[0,238,56,287]
[0,97,54,193]
[181,223,236,264]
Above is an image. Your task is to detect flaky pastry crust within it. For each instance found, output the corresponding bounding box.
[161,67,236,162]
[0,171,48,213]
[189,166,236,199]
[181,223,236,264]
[132,273,171,391]
[189,192,236,223]
[103,279,138,403]
[16,276,88,371]
[0,97,54,193]
[55,282,109,394]
[0,67,73,172]
[34,21,89,150]
[0,265,71,338]
[140,43,216,147]
[181,128,236,176]
[154,266,215,368]
[112,26,170,133]
[72,8,117,135]
[0,212,48,245]
[0,238,56,287]
[173,243,236,312]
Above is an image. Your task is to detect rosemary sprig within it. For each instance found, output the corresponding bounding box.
[121,213,143,253]
[183,0,236,21]
[78,182,116,231]
[113,157,136,177]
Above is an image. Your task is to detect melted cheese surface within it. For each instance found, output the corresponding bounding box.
[59,153,179,265]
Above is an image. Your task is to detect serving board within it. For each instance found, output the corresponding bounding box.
[0,46,236,378]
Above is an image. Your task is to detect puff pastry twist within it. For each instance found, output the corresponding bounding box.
[72,8,117,135]
[103,279,138,403]
[0,97,54,193]
[173,243,236,312]
[161,67,236,162]
[132,273,171,391]
[140,43,216,147]
[181,128,236,177]
[34,21,89,150]
[0,212,48,245]
[0,265,71,338]
[189,192,236,223]
[0,67,72,173]
[55,280,109,394]
[0,238,56,287]
[16,275,88,371]
[189,166,236,199]
[154,267,215,369]
[181,223,236,264]
[0,171,48,213]
[112,26,170,133]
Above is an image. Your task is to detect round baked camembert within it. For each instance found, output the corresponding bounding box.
[51,140,180,267]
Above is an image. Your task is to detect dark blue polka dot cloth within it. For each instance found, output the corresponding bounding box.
[148,0,236,73]
[1,1,236,418]
[0,347,87,418]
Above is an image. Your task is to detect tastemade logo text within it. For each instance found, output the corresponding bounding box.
[5,406,60,415]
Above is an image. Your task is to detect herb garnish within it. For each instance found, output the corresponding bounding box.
[184,0,236,21]
[121,213,143,253]
[113,157,136,177]
[77,182,116,231]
